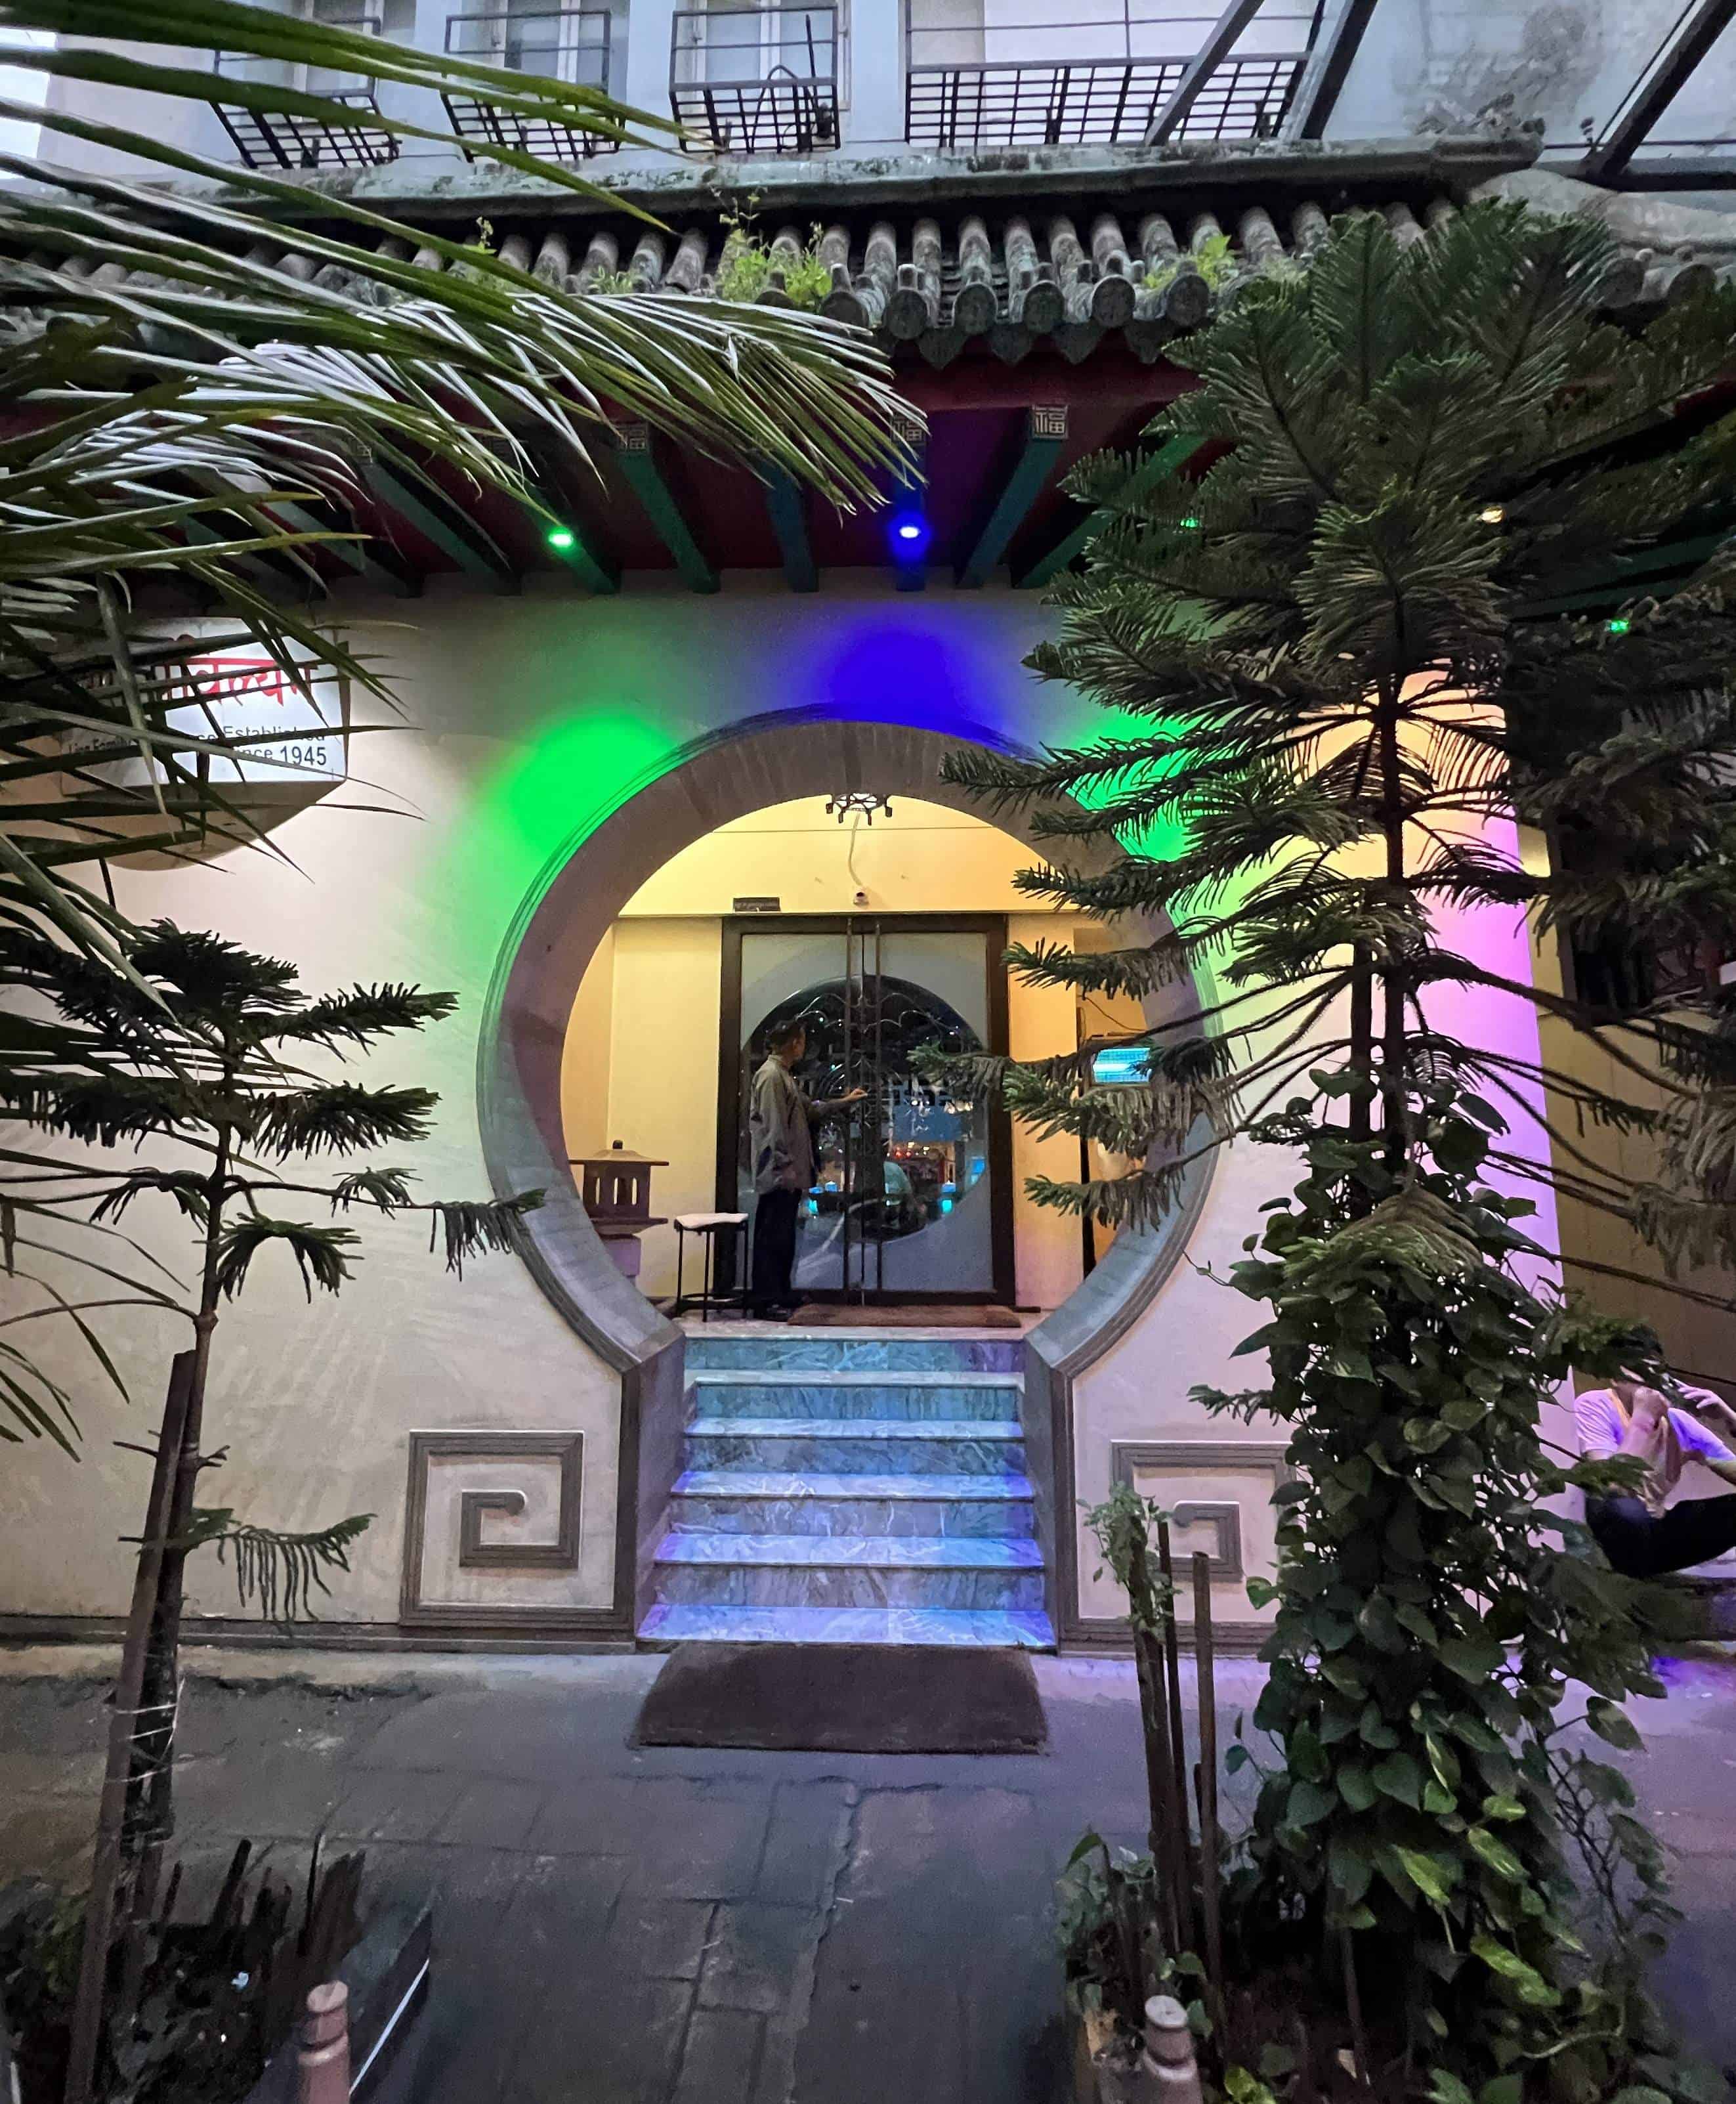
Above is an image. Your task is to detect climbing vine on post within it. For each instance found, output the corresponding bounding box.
[935,200,1736,2093]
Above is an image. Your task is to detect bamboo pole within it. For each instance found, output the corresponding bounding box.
[1191,1551,1225,2038]
[1126,1521,1185,1955]
[1157,1519,1197,1953]
[64,1350,197,2104]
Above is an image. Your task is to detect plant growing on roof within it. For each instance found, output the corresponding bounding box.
[935,201,1736,2094]
[0,919,541,2101]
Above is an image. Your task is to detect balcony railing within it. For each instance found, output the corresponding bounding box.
[904,3,1311,151]
[211,12,398,170]
[669,5,841,156]
[444,7,616,161]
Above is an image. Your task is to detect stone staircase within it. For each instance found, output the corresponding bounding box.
[637,1328,1055,1648]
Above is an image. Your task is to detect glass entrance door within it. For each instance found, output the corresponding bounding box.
[718,914,1015,1304]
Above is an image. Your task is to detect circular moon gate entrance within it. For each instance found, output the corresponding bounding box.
[475,711,1214,1633]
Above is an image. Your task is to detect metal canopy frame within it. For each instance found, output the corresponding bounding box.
[210,11,398,171]
[1580,0,1736,185]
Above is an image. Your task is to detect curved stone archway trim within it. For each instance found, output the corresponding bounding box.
[476,712,1216,1638]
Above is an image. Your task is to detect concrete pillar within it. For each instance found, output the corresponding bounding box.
[848,0,906,152]
[622,0,679,124]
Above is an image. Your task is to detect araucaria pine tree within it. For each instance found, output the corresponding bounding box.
[944,204,1736,2093]
[1,921,540,2097]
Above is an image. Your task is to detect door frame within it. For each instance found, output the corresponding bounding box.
[715,911,1017,1306]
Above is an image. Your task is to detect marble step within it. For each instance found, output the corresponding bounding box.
[688,1369,1022,1423]
[684,1416,1025,1476]
[685,1331,1024,1375]
[638,1601,1056,1648]
[652,1531,1047,1611]
[669,1469,1036,1537]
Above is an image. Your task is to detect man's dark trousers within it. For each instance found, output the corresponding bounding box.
[751,1188,801,1313]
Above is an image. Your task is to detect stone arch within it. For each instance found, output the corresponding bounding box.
[475,708,1215,1629]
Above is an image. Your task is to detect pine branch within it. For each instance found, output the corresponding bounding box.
[186,1507,373,1626]
[213,1216,360,1300]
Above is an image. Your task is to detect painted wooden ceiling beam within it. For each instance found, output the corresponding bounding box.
[1013,433,1203,590]
[361,462,520,593]
[613,424,719,594]
[956,406,1069,589]
[762,467,818,593]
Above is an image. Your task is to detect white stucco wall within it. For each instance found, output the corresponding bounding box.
[0,574,1561,1636]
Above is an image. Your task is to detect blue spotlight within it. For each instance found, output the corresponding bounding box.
[888,509,930,559]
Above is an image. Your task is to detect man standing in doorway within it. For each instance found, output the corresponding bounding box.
[749,1021,864,1319]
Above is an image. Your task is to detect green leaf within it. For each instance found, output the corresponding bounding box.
[1470,1935,1559,2006]
[1481,1793,1525,1822]
[1287,1779,1338,1827]
[1439,1635,1505,1681]
[1338,1764,1378,1812]
[1465,1825,1527,1883]
[1477,2078,1523,2104]
[1391,1847,1458,1908]
[1586,1696,1643,1751]
[1372,1751,1424,1809]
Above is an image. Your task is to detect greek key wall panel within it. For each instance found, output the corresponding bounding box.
[401,1430,601,1629]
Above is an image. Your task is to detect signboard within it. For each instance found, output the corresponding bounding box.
[1091,1044,1151,1086]
[60,632,347,798]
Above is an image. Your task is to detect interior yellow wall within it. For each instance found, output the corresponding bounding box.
[560,798,1088,1306]
[620,797,1048,918]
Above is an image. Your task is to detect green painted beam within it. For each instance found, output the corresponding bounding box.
[182,516,305,597]
[956,406,1069,589]
[763,467,818,593]
[1517,532,1728,616]
[1013,433,1204,589]
[270,496,421,599]
[539,509,620,595]
[614,423,718,593]
[362,462,520,593]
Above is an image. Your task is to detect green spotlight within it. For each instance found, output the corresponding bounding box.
[546,526,577,552]
[1179,515,1201,530]
[1607,616,1631,634]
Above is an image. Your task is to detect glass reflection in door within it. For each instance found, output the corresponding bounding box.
[726,918,1011,1302]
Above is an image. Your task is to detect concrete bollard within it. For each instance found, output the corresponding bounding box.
[296,1981,350,2104]
[1140,1995,1203,2104]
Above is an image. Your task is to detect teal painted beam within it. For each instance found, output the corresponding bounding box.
[362,463,519,592]
[1517,532,1729,616]
[271,496,421,599]
[1013,433,1204,590]
[956,405,1069,589]
[540,509,620,595]
[763,467,818,592]
[614,423,718,593]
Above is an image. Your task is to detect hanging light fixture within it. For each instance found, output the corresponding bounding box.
[826,791,893,824]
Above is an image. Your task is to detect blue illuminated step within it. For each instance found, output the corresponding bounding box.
[652,1532,1046,1611]
[669,1469,1036,1538]
[683,1417,1025,1477]
[689,1369,1021,1423]
[638,1602,1055,1648]
[684,1331,1025,1375]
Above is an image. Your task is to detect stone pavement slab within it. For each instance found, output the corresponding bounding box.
[0,1644,1731,2103]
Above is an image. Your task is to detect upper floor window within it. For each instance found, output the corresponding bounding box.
[444,0,618,160]
[904,0,1316,152]
[669,2,845,154]
[212,0,398,169]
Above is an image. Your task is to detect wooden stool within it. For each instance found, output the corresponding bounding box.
[671,1212,750,1321]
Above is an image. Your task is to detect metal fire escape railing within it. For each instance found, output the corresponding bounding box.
[211,11,398,170]
[443,7,617,161]
[904,1,1313,152]
[669,5,843,156]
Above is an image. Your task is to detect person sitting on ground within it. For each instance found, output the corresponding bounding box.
[1575,1374,1736,1578]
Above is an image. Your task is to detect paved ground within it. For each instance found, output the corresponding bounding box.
[1,1644,1733,2103]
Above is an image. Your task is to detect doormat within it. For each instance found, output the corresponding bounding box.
[787,1302,1022,1329]
[631,1643,1048,1754]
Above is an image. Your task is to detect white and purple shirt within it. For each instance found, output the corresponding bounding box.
[1575,1386,1733,1514]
